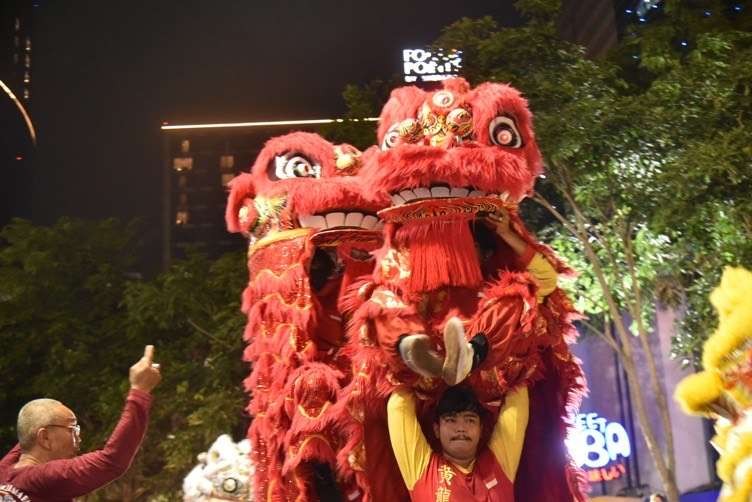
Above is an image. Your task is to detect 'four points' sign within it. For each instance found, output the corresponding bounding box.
[402,48,462,83]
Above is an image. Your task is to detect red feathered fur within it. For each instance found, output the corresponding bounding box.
[395,215,482,295]
[336,78,588,501]
[226,132,387,501]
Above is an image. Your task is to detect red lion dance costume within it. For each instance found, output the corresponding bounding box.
[337,78,588,501]
[226,132,384,501]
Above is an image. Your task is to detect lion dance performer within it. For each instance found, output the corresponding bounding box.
[225,132,385,501]
[675,266,752,502]
[336,78,587,501]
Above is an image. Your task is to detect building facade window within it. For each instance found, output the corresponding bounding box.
[172,157,193,172]
[175,210,189,225]
[219,155,235,171]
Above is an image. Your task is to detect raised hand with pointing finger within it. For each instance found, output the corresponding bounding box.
[1,344,161,500]
[129,345,162,393]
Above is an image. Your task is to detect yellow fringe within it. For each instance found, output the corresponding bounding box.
[674,370,724,417]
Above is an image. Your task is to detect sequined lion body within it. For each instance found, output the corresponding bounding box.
[337,78,587,501]
[226,132,384,501]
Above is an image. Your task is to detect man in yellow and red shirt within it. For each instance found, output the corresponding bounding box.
[388,384,529,501]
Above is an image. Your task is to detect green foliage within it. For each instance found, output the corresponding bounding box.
[0,218,136,448]
[434,1,751,365]
[0,219,247,500]
[515,0,560,19]
[630,12,752,360]
[113,250,247,499]
[328,0,750,365]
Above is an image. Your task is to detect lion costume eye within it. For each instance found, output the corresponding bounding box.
[488,116,522,148]
[381,123,401,151]
[271,154,321,180]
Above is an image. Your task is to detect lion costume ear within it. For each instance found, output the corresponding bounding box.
[467,82,543,180]
[225,173,258,234]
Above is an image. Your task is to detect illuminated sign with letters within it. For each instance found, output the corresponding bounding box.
[402,48,462,83]
[565,412,632,482]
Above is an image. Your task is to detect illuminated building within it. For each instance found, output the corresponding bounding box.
[161,124,261,268]
[0,0,34,107]
[402,48,462,84]
[160,118,377,267]
[0,0,37,227]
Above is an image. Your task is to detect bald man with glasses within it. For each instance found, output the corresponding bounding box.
[0,346,161,501]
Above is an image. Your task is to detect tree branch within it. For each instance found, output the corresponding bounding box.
[531,191,580,238]
[623,222,676,475]
[579,317,625,358]
[549,177,676,495]
[187,318,235,350]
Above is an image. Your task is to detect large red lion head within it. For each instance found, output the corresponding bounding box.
[368,77,542,222]
[364,78,553,292]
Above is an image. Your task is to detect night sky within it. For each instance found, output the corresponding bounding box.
[23,0,520,263]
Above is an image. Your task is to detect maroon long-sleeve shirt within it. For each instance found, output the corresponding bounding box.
[0,388,152,502]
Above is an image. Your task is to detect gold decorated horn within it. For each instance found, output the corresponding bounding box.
[397,118,422,143]
[446,107,473,138]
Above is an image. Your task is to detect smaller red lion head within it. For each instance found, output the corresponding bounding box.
[226,132,385,248]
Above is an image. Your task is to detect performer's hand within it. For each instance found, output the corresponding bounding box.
[130,345,162,393]
[484,209,527,256]
[485,209,512,237]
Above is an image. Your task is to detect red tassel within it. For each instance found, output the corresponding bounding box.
[395,216,482,294]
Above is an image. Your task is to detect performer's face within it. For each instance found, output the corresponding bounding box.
[434,411,481,464]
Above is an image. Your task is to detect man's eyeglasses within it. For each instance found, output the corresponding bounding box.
[45,424,81,437]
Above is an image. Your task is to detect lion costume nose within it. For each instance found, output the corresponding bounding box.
[404,100,473,149]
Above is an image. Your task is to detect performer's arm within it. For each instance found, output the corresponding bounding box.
[17,389,152,498]
[488,386,529,482]
[387,388,432,490]
[0,444,21,472]
[489,210,557,301]
[526,252,558,301]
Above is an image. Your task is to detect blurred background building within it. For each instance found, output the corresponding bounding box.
[1,0,37,228]
[161,124,264,267]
